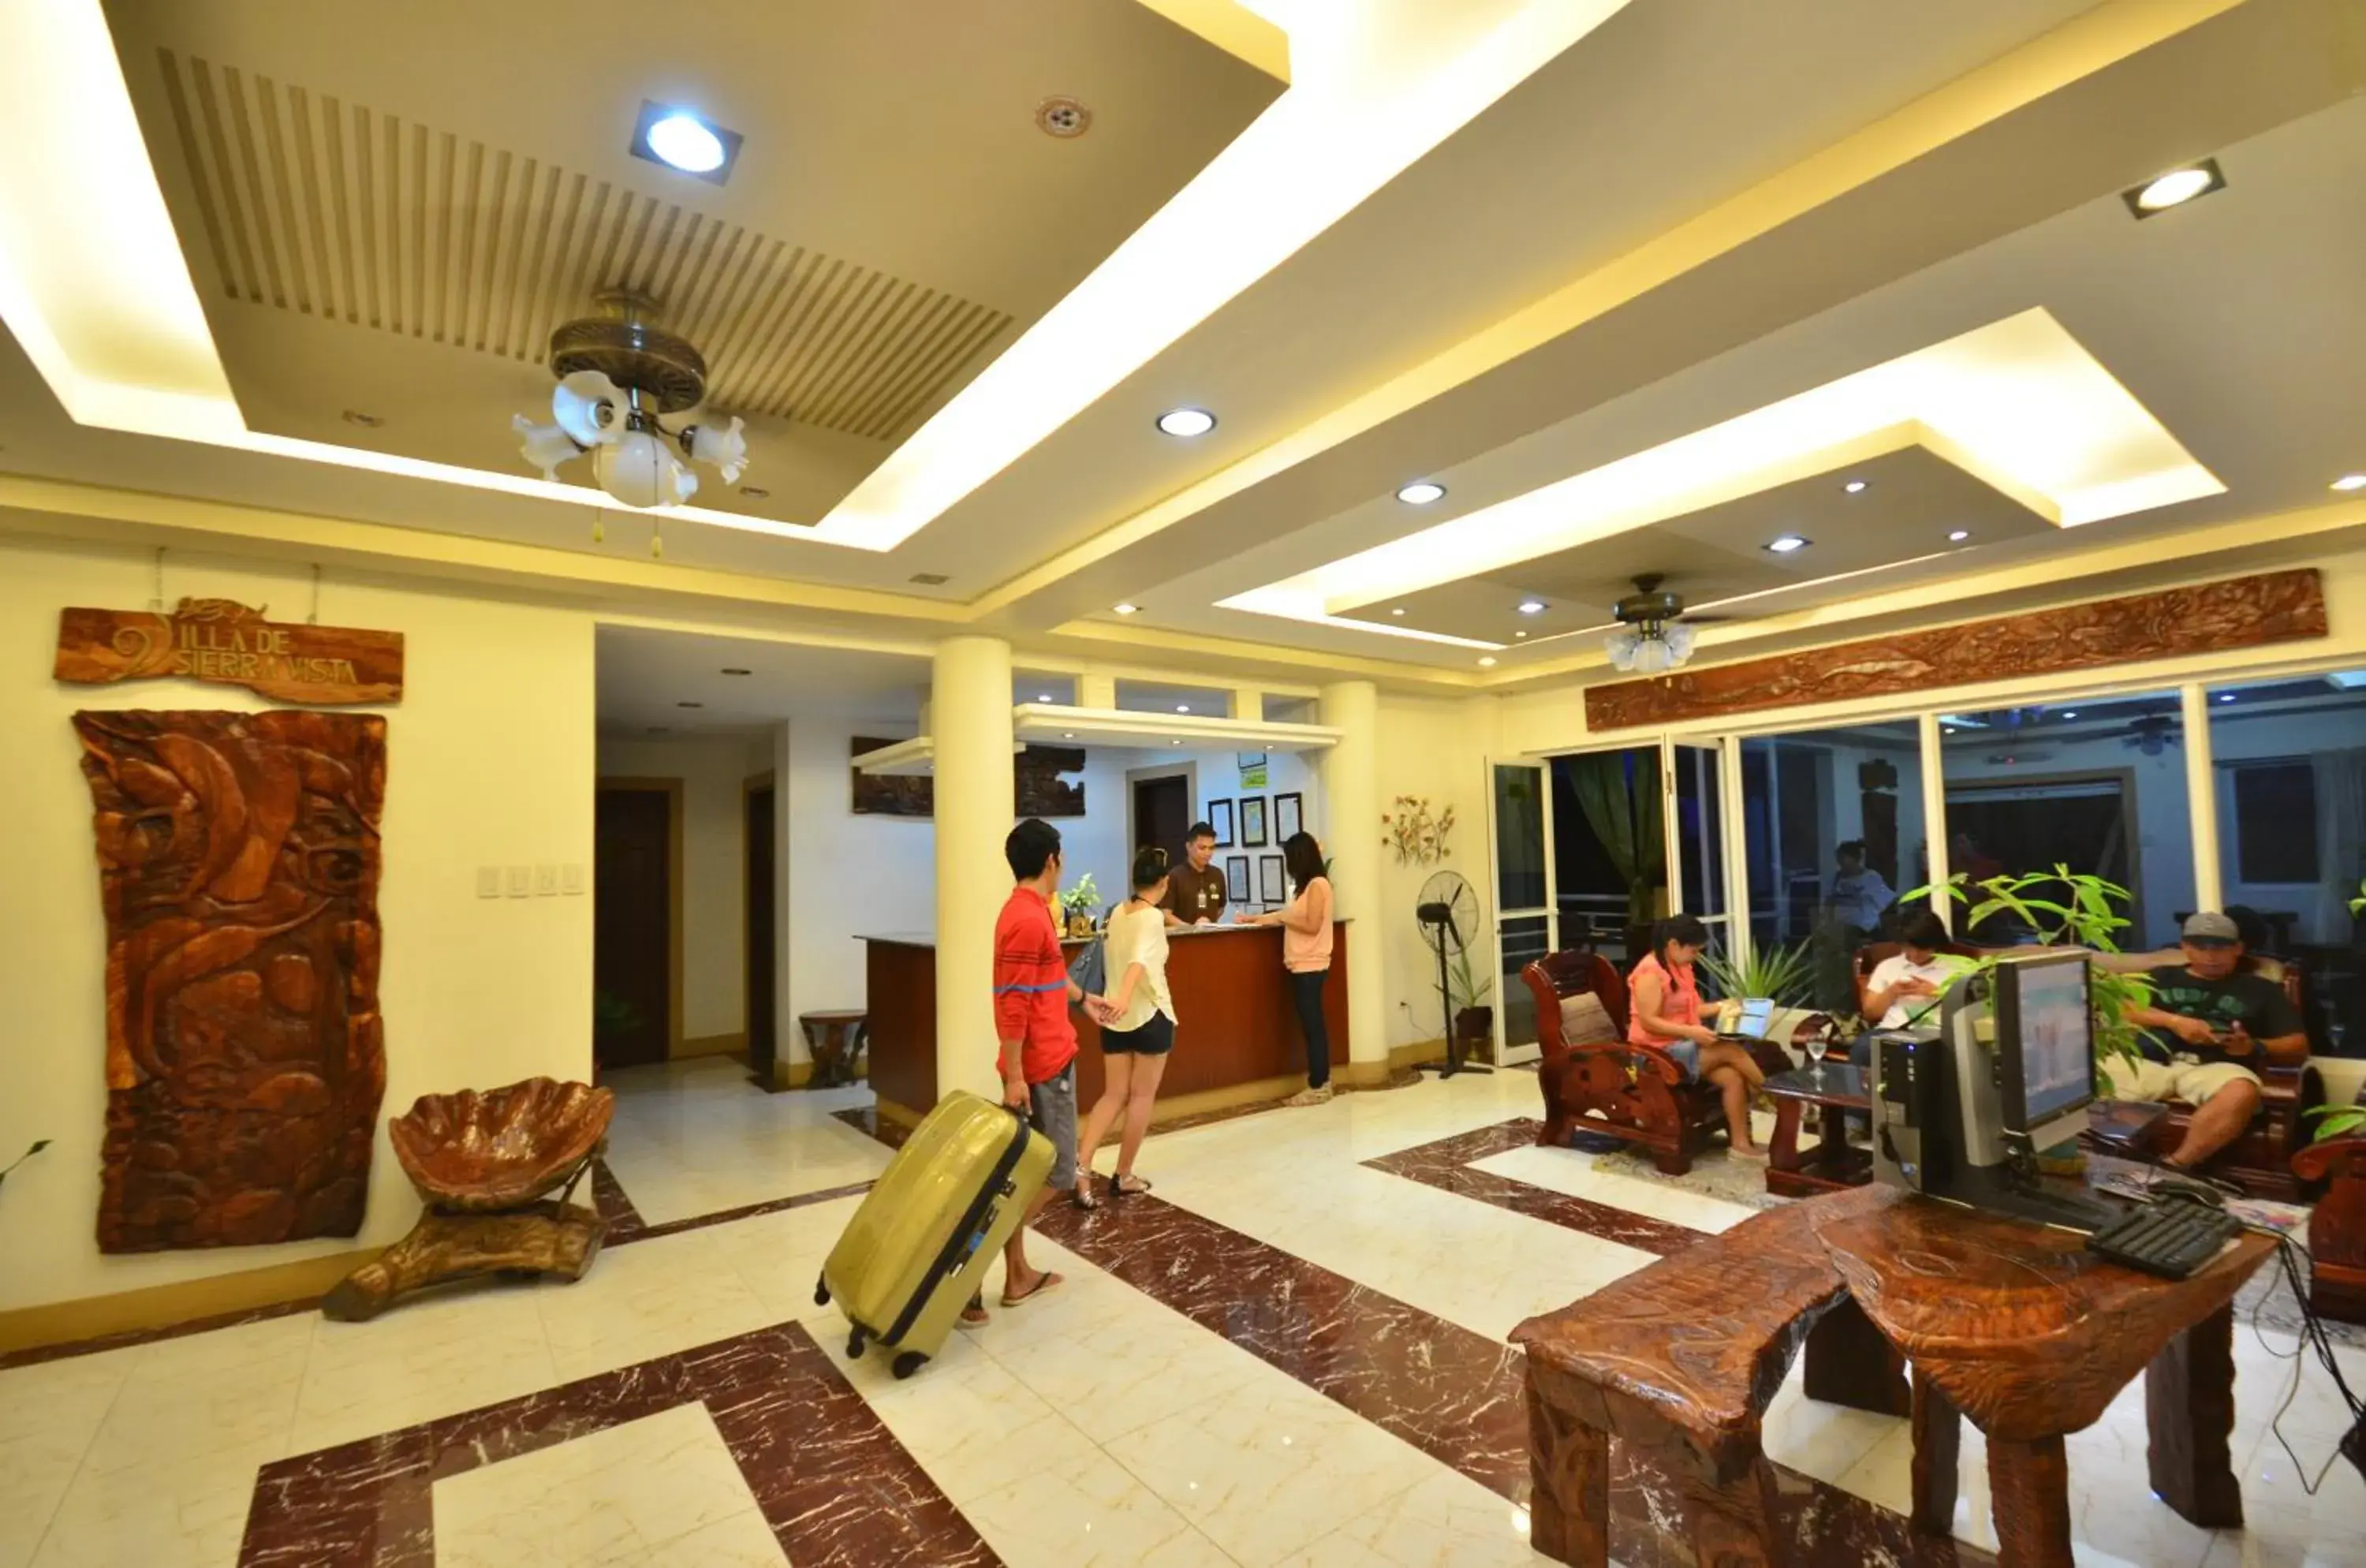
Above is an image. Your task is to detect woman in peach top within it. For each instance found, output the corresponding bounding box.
[1626,913,1767,1159]
[1249,831,1334,1106]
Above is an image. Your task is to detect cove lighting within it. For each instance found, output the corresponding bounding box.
[1765,534,1810,554]
[1155,407,1216,439]
[1517,599,1547,614]
[2124,159,2223,217]
[1396,481,1446,505]
[1843,479,1867,494]
[1113,603,1140,615]
[2334,475,2366,493]
[1948,529,1972,542]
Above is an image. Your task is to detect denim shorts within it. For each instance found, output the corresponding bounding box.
[1102,1013,1175,1055]
[1028,1062,1078,1189]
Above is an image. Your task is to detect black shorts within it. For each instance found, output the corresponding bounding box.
[1101,1013,1175,1055]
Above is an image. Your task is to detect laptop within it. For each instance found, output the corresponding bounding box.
[1723,997,1776,1040]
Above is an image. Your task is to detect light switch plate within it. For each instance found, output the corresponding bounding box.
[562,864,588,895]
[533,864,559,896]
[476,866,502,899]
[506,865,532,898]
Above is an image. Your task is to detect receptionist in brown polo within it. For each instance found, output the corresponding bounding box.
[1162,822,1229,926]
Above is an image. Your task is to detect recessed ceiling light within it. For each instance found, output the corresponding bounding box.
[1113,603,1140,615]
[2061,711,2079,720]
[1396,481,1446,505]
[909,572,951,585]
[1517,599,1547,614]
[1170,739,1183,746]
[2124,159,2224,217]
[1175,704,1191,714]
[1155,407,1216,439]
[632,105,741,183]
[341,409,383,427]
[2333,474,2366,493]
[721,667,751,676]
[677,700,703,709]
[1478,656,1497,667]
[1062,732,1075,739]
[1514,631,1528,639]
[2218,693,2237,704]
[739,485,770,499]
[1948,529,1972,543]
[1765,534,1811,554]
[1036,693,1053,703]
[1843,479,1867,495]
[1390,607,1406,617]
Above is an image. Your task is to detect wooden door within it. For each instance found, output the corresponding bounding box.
[745,786,777,1085]
[595,786,674,1068]
[1134,775,1189,860]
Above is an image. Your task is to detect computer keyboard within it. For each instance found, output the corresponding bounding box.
[2085,1194,2245,1279]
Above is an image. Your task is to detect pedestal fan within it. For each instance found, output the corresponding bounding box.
[1414,869,1490,1077]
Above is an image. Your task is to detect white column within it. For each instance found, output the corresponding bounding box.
[2181,682,2223,913]
[1319,680,1387,1077]
[1917,713,1951,913]
[770,720,797,1089]
[932,637,1017,1104]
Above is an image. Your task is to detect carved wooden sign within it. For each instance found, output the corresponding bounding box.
[1584,569,2327,730]
[76,709,387,1253]
[56,598,403,705]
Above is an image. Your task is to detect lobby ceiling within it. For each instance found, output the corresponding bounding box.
[2,0,2363,692]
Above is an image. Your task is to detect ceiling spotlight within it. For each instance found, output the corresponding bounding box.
[1390,607,1406,617]
[1063,732,1075,739]
[1765,534,1811,554]
[1396,481,1446,506]
[1843,479,1867,495]
[2333,474,2366,493]
[1948,529,1972,543]
[1478,656,1498,667]
[1514,631,1528,639]
[677,700,703,709]
[721,668,752,676]
[1517,599,1547,615]
[738,485,770,499]
[1170,739,1183,746]
[341,409,384,428]
[1155,407,1216,438]
[2122,158,2224,218]
[1175,704,1191,714]
[1036,693,1053,703]
[2218,693,2237,704]
[1113,603,1140,615]
[2061,711,2079,720]
[631,104,741,184]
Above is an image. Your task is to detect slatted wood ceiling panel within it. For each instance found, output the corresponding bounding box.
[152,49,1015,442]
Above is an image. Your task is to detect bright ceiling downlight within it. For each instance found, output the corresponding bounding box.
[1155,407,1217,439]
[2122,159,2223,218]
[631,103,741,185]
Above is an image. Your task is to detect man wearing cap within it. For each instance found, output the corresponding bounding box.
[2110,911,2308,1170]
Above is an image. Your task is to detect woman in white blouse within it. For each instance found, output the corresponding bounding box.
[1074,846,1177,1208]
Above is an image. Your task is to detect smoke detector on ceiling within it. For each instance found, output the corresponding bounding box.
[1036,96,1092,138]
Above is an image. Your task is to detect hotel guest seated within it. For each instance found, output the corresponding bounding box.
[2112,910,2308,1171]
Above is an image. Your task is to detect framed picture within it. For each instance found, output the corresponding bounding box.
[1238,751,1268,790]
[1259,854,1286,905]
[1274,791,1302,843]
[1240,796,1268,848]
[1207,797,1235,848]
[1224,854,1251,905]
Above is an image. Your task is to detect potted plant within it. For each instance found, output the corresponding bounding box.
[1448,948,1495,1061]
[1058,873,1103,938]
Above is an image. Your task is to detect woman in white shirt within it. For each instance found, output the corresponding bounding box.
[1074,847,1177,1208]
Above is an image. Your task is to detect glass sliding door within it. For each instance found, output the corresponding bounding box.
[1486,758,1556,1066]
[1663,739,1732,947]
[1550,746,1666,968]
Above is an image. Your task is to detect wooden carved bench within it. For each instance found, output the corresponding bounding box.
[1510,1185,1905,1566]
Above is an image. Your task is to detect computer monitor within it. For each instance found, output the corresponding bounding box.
[1993,950,2094,1135]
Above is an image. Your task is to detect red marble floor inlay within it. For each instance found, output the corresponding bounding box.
[1361,1118,1708,1257]
[238,1319,998,1568]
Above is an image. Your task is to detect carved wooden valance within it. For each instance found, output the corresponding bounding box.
[1584,569,2327,731]
[57,598,403,705]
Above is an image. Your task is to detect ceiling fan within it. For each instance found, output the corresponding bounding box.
[2118,713,2182,756]
[1606,575,1729,674]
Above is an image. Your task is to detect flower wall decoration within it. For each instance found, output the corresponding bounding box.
[1382,796,1456,865]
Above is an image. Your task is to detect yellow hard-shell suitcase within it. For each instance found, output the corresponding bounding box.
[815,1090,1053,1378]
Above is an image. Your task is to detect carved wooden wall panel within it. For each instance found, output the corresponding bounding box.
[849,739,1087,817]
[1584,569,2327,731]
[75,710,388,1253]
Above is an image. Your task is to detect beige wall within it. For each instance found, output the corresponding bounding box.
[1374,694,1502,1049]
[0,535,595,1312]
[596,734,755,1048]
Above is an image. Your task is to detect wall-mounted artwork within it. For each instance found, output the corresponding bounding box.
[1260,854,1287,905]
[1239,796,1268,848]
[850,741,1088,817]
[1274,791,1303,843]
[74,709,388,1253]
[1207,798,1234,848]
[1225,854,1251,905]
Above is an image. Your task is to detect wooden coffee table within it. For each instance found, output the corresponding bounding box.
[1762,1062,1872,1197]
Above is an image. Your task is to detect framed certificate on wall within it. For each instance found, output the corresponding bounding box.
[1224,854,1251,905]
[1240,796,1267,848]
[1207,797,1234,848]
[1273,791,1302,843]
[1259,854,1286,905]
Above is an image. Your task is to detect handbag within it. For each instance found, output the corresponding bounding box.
[1066,934,1106,997]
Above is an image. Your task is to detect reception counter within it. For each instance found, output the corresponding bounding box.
[860,921,1351,1125]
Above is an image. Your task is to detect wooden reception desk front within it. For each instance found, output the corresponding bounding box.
[860,922,1351,1126]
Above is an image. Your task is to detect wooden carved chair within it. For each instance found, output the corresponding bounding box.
[1529,948,1766,1175]
[2290,1078,2366,1324]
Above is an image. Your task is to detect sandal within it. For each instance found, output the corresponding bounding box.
[1109,1173,1152,1197]
[999,1271,1065,1309]
[1072,1179,1099,1211]
[959,1294,990,1327]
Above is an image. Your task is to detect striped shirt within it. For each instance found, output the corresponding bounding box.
[993,887,1078,1085]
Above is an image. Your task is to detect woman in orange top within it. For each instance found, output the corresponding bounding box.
[1626,913,1767,1159]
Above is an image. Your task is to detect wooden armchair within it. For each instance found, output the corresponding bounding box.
[1529,948,1749,1175]
[2291,1079,2366,1323]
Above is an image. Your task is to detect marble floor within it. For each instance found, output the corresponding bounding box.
[3,1066,2362,1567]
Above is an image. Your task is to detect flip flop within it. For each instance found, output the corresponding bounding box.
[958,1295,990,1327]
[1110,1174,1152,1197]
[999,1271,1065,1309]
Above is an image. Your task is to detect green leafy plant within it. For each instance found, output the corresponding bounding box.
[2349,878,2365,917]
[1907,864,2152,1067]
[0,1140,50,1193]
[2308,1103,2366,1143]
[1448,947,1494,1016]
[592,991,644,1040]
[1698,939,1814,1008]
[1059,872,1103,917]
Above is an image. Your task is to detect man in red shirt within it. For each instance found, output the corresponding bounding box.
[971,817,1091,1320]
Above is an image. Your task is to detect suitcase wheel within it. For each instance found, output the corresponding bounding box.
[893,1351,927,1380]
[847,1327,867,1359]
[813,1275,830,1307]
